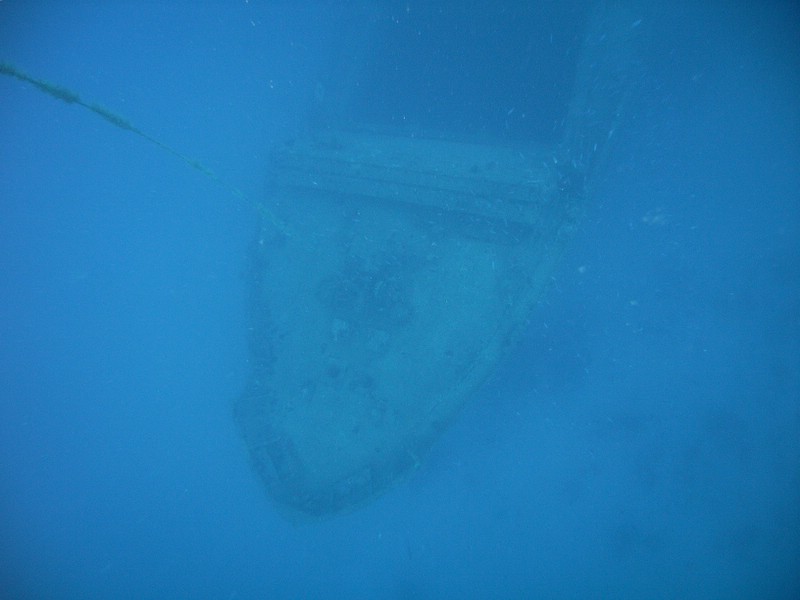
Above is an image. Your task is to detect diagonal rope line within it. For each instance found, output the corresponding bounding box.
[1,61,289,234]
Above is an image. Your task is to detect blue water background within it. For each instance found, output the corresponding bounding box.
[1,2,798,598]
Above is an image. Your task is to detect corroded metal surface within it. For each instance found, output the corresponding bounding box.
[235,131,580,518]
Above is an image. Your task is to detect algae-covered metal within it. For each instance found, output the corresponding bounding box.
[235,131,580,517]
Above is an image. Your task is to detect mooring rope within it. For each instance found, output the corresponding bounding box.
[1,61,288,234]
